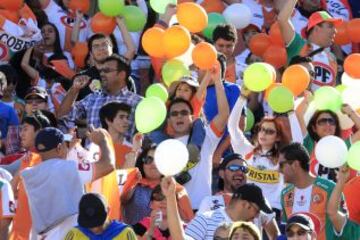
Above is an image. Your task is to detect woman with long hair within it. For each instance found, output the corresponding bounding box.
[228,89,293,219]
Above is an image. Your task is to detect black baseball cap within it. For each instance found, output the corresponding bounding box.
[286,214,315,232]
[219,153,247,170]
[233,183,273,214]
[25,86,48,101]
[35,127,71,152]
[78,193,108,228]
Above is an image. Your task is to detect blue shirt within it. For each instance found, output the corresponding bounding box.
[349,0,360,17]
[0,102,19,139]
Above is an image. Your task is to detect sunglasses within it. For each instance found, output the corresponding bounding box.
[286,229,311,237]
[142,155,154,164]
[316,118,336,126]
[98,68,118,74]
[26,98,46,104]
[169,110,191,117]
[226,164,249,173]
[259,127,277,135]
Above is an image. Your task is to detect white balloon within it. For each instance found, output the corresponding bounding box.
[342,87,360,110]
[342,72,360,88]
[315,136,348,168]
[154,139,189,176]
[223,4,252,29]
[174,43,194,67]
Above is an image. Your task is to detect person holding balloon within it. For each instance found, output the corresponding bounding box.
[228,88,293,223]
[39,0,90,52]
[278,0,342,92]
[327,165,360,239]
[295,91,360,182]
[121,144,194,225]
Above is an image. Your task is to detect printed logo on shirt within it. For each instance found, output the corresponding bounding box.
[296,195,306,207]
[312,193,324,204]
[247,166,280,184]
[210,199,225,211]
[78,162,90,171]
[60,16,87,29]
[313,61,336,86]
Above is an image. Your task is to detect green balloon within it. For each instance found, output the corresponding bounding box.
[347,142,360,171]
[145,83,169,102]
[162,59,190,87]
[335,84,347,94]
[202,13,227,40]
[150,0,177,14]
[268,86,294,113]
[244,63,274,92]
[245,109,255,132]
[122,6,146,32]
[314,86,342,112]
[99,0,125,17]
[135,97,167,134]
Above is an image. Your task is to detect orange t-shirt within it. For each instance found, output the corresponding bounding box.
[114,141,132,169]
[344,176,360,225]
[10,152,41,240]
[225,63,236,83]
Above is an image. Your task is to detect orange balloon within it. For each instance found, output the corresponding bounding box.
[142,27,166,58]
[68,0,90,13]
[91,12,116,35]
[177,3,208,33]
[269,22,285,47]
[192,42,217,70]
[263,46,287,69]
[163,25,191,59]
[282,64,310,96]
[344,54,360,79]
[0,10,19,23]
[265,83,281,101]
[348,19,360,43]
[249,33,271,57]
[334,21,350,45]
[200,0,225,13]
[71,42,88,68]
[0,0,23,11]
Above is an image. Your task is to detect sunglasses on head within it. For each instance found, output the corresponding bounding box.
[142,155,154,164]
[259,127,277,135]
[316,117,336,126]
[169,110,191,117]
[226,164,249,173]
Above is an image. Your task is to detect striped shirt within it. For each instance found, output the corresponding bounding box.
[185,208,232,240]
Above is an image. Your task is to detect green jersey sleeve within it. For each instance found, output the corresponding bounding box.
[286,33,306,64]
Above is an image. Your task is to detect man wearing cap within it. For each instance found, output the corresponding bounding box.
[279,142,344,240]
[278,0,342,92]
[20,127,115,239]
[197,153,280,239]
[64,193,136,239]
[24,86,50,116]
[285,214,318,239]
[185,183,273,240]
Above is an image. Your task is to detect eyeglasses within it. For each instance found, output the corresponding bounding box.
[213,237,229,240]
[259,127,277,135]
[286,229,311,237]
[26,98,46,104]
[316,118,336,126]
[169,110,191,117]
[226,164,249,173]
[98,68,118,74]
[142,155,154,164]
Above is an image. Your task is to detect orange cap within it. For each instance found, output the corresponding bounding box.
[307,11,342,32]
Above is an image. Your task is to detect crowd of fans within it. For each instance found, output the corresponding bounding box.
[0,0,360,239]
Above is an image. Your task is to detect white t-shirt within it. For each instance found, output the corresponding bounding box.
[292,185,313,214]
[0,179,15,218]
[176,125,222,209]
[198,194,276,235]
[43,0,89,51]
